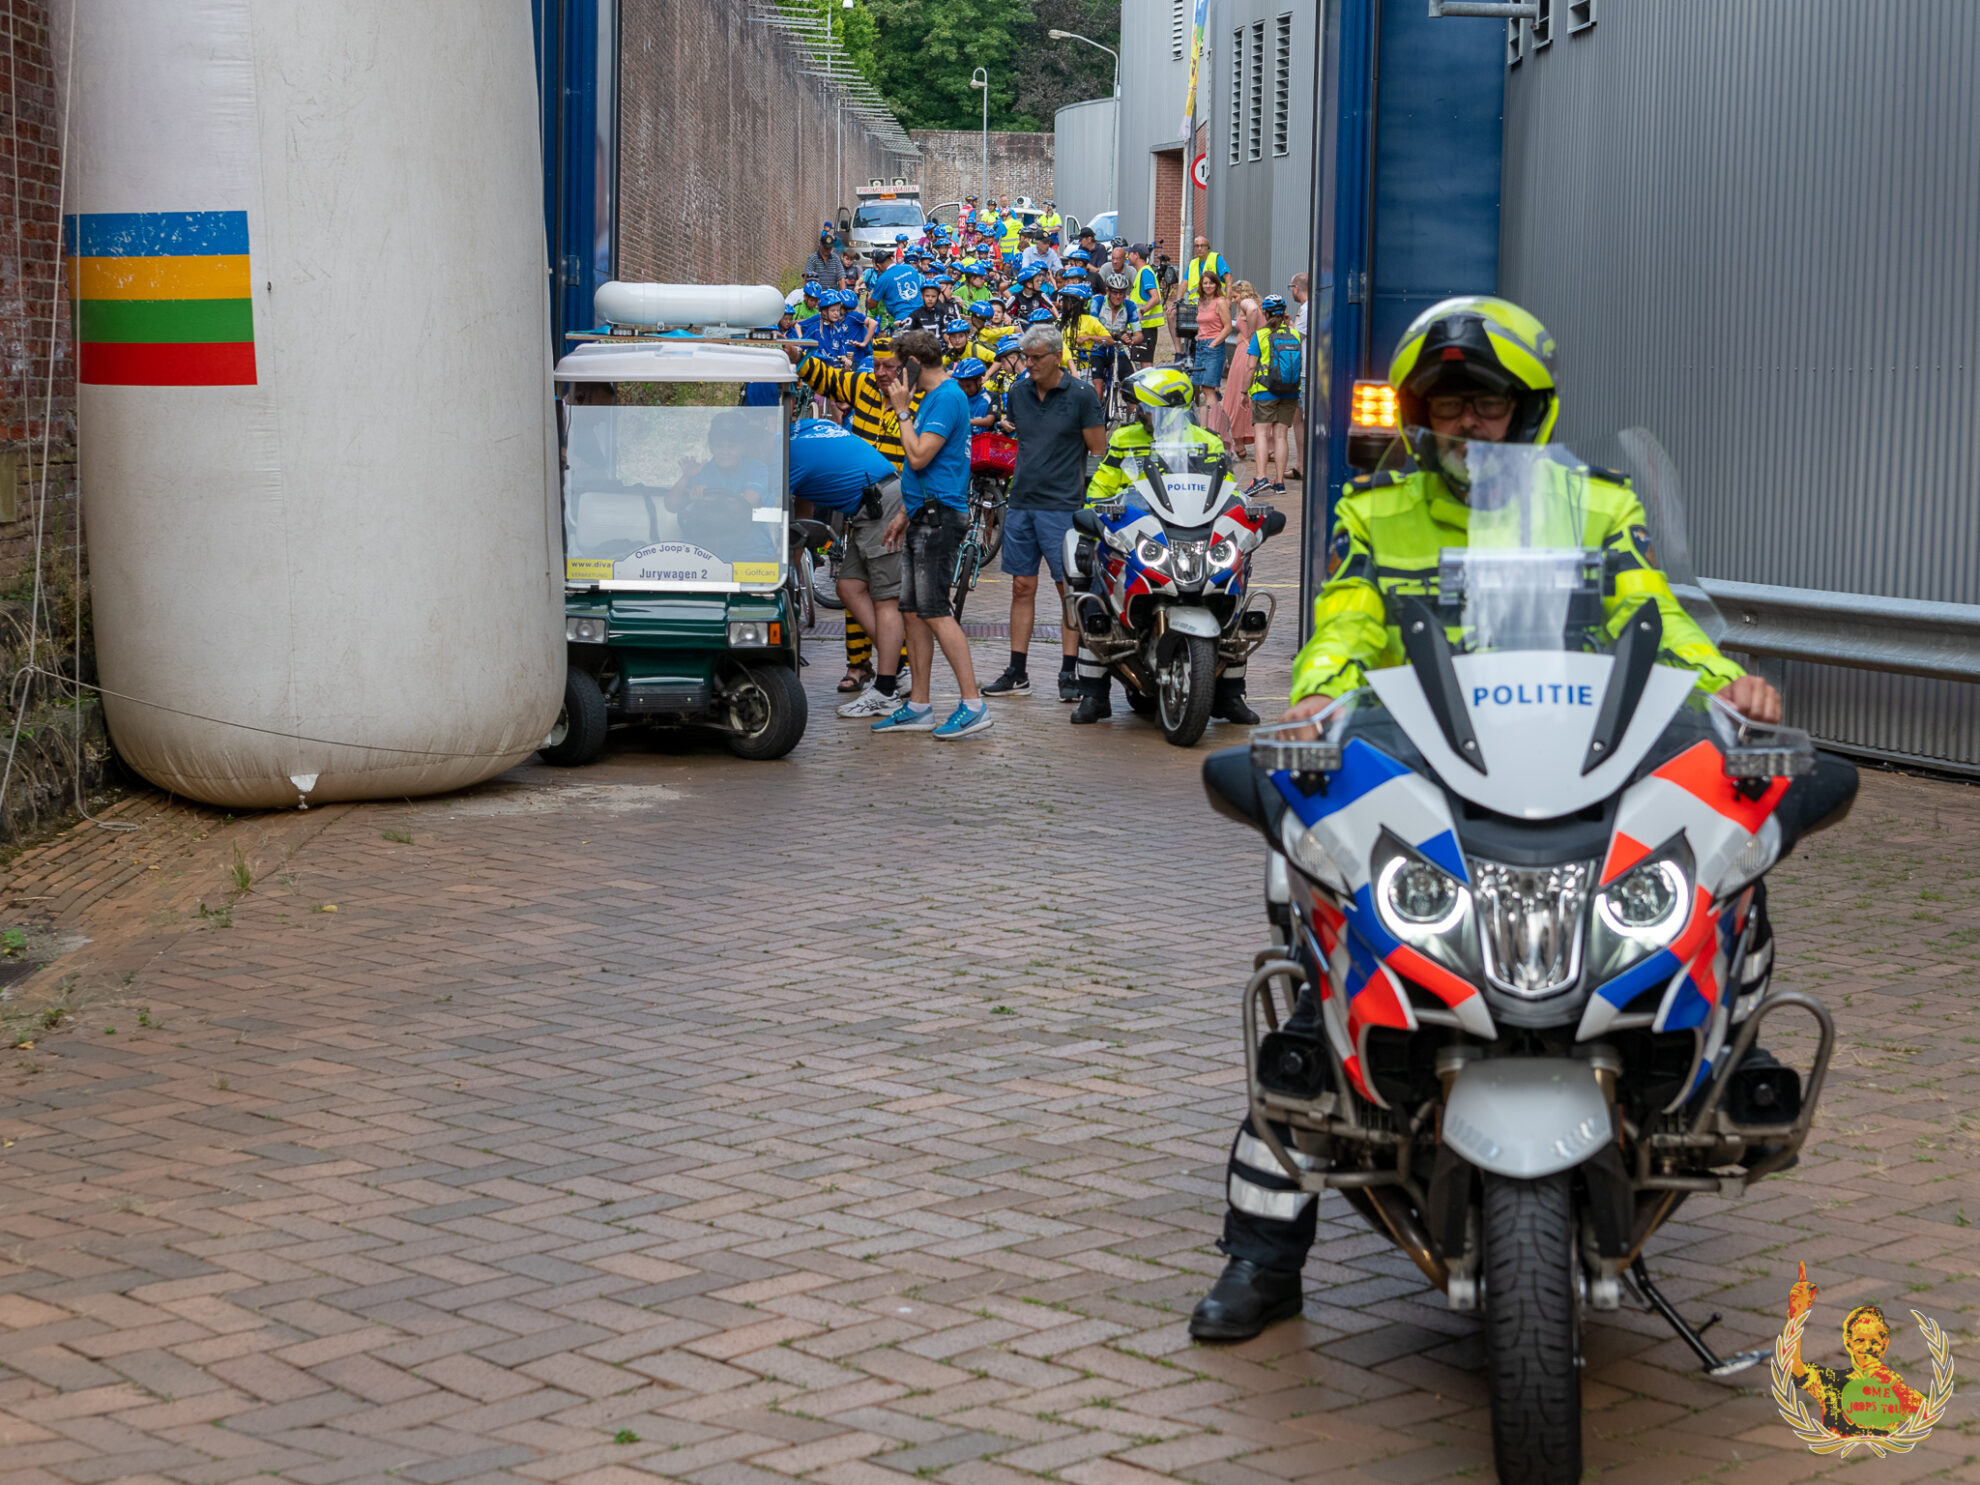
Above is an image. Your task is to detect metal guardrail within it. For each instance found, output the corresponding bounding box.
[1696,579,1980,685]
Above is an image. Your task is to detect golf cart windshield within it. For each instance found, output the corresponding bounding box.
[563,404,789,591]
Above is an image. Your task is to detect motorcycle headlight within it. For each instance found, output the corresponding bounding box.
[1370,833,1479,984]
[1135,536,1171,570]
[1208,536,1239,569]
[1170,540,1207,585]
[1471,859,1593,999]
[1588,839,1695,987]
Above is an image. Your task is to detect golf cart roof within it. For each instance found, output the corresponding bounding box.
[553,339,797,386]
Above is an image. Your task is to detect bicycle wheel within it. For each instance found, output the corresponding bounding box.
[793,547,817,631]
[950,537,983,622]
[812,535,846,611]
[980,499,1005,566]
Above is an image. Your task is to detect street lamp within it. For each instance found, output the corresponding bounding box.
[1047,29,1120,220]
[969,68,989,211]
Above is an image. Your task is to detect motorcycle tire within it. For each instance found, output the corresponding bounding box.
[1156,634,1217,747]
[722,663,808,761]
[539,666,608,768]
[1482,1171,1582,1485]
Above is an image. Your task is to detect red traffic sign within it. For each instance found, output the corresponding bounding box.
[1191,152,1209,188]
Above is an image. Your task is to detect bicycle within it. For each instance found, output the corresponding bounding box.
[949,468,1009,623]
[810,512,847,611]
[1092,341,1137,426]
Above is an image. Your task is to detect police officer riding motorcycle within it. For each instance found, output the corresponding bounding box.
[1190,300,1858,1481]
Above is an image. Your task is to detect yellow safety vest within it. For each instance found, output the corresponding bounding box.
[1129,264,1164,328]
[1186,253,1228,302]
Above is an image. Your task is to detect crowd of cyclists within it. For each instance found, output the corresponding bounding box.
[779,199,1182,432]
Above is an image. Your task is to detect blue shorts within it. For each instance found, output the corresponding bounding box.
[1193,340,1229,388]
[1001,508,1077,581]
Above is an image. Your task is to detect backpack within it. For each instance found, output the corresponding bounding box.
[1263,328,1303,397]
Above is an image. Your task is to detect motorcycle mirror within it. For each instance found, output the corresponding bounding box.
[1202,745,1269,830]
[1262,509,1288,538]
[1071,507,1103,536]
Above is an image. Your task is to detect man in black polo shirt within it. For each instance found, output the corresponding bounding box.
[980,325,1107,701]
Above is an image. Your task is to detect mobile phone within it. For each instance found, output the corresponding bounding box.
[899,355,924,387]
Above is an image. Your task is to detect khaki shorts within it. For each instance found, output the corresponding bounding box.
[836,476,903,603]
[1252,397,1298,426]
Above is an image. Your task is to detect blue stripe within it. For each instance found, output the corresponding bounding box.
[1274,737,1413,825]
[1661,976,1712,1032]
[1594,949,1679,1011]
[1346,885,1402,960]
[64,211,249,258]
[1415,828,1468,884]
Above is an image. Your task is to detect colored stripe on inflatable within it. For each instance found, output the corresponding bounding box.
[66,210,256,385]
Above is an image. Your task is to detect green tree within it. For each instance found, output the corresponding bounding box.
[1009,0,1119,128]
[865,0,1032,130]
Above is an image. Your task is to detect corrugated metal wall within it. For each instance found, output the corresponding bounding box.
[1499,3,1980,770]
[1205,1,1317,298]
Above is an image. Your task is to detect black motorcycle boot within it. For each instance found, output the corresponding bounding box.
[1188,1257,1303,1341]
[1212,679,1260,725]
[1070,677,1112,724]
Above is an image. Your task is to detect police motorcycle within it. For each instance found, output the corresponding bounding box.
[1063,404,1286,747]
[1201,439,1855,1485]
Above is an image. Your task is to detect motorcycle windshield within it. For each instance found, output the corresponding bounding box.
[1363,435,1729,819]
[1427,437,1724,653]
[1117,409,1229,526]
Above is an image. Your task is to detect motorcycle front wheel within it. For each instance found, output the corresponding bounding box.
[1154,634,1216,746]
[1482,1171,1582,1485]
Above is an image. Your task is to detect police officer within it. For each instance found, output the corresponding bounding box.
[1189,295,1787,1342]
[1072,366,1259,727]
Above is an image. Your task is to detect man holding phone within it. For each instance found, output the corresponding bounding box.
[872,329,993,740]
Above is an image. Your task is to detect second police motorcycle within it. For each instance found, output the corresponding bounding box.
[1064,368,1286,746]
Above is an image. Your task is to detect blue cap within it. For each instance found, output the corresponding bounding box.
[995,333,1022,355]
[1027,307,1056,324]
[1261,294,1289,316]
[1064,248,1091,263]
[895,232,910,243]
[942,318,971,335]
[1062,265,1089,279]
[953,357,988,380]
[803,282,822,297]
[965,300,994,319]
[1016,264,1042,282]
[1057,283,1091,301]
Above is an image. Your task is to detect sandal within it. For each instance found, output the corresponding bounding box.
[838,664,873,693]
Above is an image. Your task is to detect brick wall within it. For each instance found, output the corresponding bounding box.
[1147,122,1209,260]
[0,0,111,844]
[906,130,1055,212]
[617,0,902,286]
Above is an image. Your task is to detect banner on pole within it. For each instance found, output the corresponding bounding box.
[1180,0,1208,136]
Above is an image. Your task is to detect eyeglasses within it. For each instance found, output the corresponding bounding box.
[1426,392,1515,420]
[1022,351,1056,363]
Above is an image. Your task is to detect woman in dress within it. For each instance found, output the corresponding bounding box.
[1191,273,1230,427]
[1219,279,1264,466]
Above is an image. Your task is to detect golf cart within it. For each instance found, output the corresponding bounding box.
[547,324,808,766]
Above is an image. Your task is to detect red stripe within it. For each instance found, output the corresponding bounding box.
[80,341,256,386]
[1652,740,1792,832]
[1386,943,1478,1009]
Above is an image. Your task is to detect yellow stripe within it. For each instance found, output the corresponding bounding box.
[1316,584,1387,622]
[69,255,251,301]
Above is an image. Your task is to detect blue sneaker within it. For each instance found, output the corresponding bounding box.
[932,701,995,740]
[871,702,937,733]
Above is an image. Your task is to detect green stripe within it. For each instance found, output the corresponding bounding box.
[75,298,253,345]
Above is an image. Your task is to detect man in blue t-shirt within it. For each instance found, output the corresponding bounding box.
[871,329,990,739]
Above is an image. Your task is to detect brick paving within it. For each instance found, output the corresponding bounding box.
[0,493,1977,1484]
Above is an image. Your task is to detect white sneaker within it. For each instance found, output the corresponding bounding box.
[837,685,898,718]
